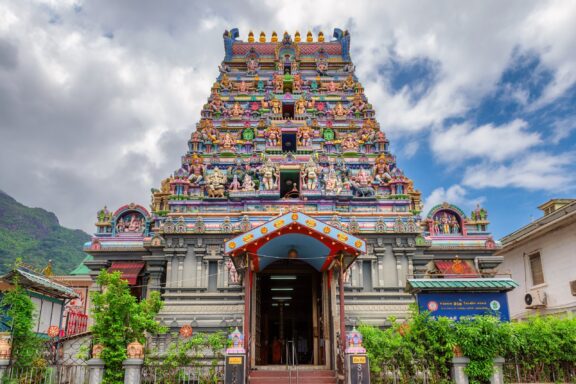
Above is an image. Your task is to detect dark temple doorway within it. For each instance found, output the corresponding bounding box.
[255,259,323,366]
[280,170,300,198]
[282,132,297,152]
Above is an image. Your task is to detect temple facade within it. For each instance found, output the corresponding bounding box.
[83,28,502,369]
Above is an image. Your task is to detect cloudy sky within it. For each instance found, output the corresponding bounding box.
[0,0,575,238]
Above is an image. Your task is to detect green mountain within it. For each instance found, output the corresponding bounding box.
[0,191,91,275]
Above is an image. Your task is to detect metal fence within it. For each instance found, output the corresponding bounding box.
[371,359,446,384]
[141,363,225,384]
[503,360,576,383]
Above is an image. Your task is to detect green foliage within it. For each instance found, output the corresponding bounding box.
[0,273,43,369]
[145,331,227,384]
[91,270,164,384]
[455,316,513,384]
[0,191,90,274]
[360,313,576,384]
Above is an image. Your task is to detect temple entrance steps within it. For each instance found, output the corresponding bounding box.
[249,368,337,384]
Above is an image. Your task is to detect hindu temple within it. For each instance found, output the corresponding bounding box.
[83,28,505,372]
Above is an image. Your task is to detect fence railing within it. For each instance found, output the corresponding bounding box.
[503,360,576,383]
[141,363,224,384]
[64,312,88,336]
[4,364,89,384]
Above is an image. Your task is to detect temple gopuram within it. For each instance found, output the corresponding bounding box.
[83,29,509,370]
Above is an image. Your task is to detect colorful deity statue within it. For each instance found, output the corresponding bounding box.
[349,94,366,114]
[242,174,256,192]
[271,98,282,115]
[301,158,320,190]
[356,168,372,188]
[235,80,253,93]
[358,119,376,143]
[209,93,226,115]
[200,119,218,143]
[297,124,312,147]
[323,80,340,93]
[330,102,348,118]
[471,204,488,221]
[316,56,329,75]
[219,73,232,91]
[342,74,356,92]
[295,98,306,115]
[259,160,278,190]
[219,132,236,152]
[188,154,204,185]
[265,125,281,146]
[246,56,260,75]
[293,73,304,92]
[373,155,391,184]
[324,164,342,194]
[206,168,227,198]
[229,174,241,191]
[341,133,358,151]
[97,206,112,223]
[273,73,284,93]
[229,102,245,118]
[260,97,270,111]
[450,215,461,234]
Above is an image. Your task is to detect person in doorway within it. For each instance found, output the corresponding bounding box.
[272,337,282,364]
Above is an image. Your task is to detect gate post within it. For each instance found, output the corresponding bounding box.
[224,328,246,384]
[451,357,470,384]
[491,357,505,384]
[345,327,370,384]
[87,358,105,384]
[123,341,144,384]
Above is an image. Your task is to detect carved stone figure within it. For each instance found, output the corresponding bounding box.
[246,56,260,75]
[293,73,304,91]
[301,158,320,190]
[188,155,204,185]
[349,94,366,114]
[127,341,144,359]
[271,98,282,115]
[265,125,281,146]
[295,98,306,115]
[342,74,356,91]
[259,160,278,190]
[373,155,391,184]
[219,73,232,91]
[341,134,358,151]
[297,124,312,146]
[206,168,227,198]
[242,174,255,192]
[273,73,284,93]
[226,258,240,284]
[229,174,241,191]
[220,132,236,152]
[330,102,348,118]
[208,93,226,114]
[229,102,245,118]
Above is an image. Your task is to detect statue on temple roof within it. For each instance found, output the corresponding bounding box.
[349,94,366,114]
[259,159,279,190]
[206,168,227,198]
[295,98,306,115]
[265,124,281,147]
[323,80,340,93]
[219,132,237,152]
[341,133,358,151]
[293,73,304,92]
[242,174,256,192]
[342,74,356,92]
[188,154,204,185]
[297,124,312,146]
[246,54,260,76]
[235,80,253,93]
[208,93,226,115]
[273,73,283,93]
[373,155,391,185]
[358,119,376,143]
[200,119,218,142]
[271,98,282,115]
[219,73,232,91]
[330,102,348,118]
[302,158,320,190]
[228,102,245,119]
[97,206,112,223]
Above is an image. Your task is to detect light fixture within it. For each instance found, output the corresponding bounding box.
[271,288,293,291]
[270,275,297,280]
[272,296,292,300]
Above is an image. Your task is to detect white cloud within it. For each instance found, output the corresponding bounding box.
[430,119,541,163]
[423,185,484,216]
[462,151,575,190]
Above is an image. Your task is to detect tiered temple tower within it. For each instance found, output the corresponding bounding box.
[83,29,502,369]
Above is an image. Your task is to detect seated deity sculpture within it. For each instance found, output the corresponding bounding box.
[242,174,255,192]
[358,119,376,143]
[330,102,348,118]
[220,132,236,152]
[209,93,225,114]
[235,80,253,93]
[306,97,316,110]
[200,119,218,143]
[273,73,283,93]
[229,102,245,118]
[349,94,366,114]
[188,155,204,185]
[206,168,227,197]
[246,57,259,75]
[219,73,232,91]
[341,134,358,151]
[323,80,340,93]
[261,98,270,110]
[373,156,392,184]
[342,74,356,91]
[229,174,241,191]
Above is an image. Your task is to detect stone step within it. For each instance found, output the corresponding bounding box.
[249,369,337,384]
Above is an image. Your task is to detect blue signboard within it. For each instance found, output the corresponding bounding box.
[417,292,510,321]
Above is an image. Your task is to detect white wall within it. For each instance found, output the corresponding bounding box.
[499,221,576,319]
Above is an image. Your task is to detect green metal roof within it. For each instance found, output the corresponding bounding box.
[407,278,519,293]
[70,254,93,275]
[1,267,79,299]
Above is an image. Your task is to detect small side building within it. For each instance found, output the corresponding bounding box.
[497,199,576,319]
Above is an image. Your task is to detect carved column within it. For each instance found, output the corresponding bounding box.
[176,253,186,288]
[165,254,174,288]
[87,358,105,384]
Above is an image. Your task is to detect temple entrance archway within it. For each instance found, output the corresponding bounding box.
[254,259,325,367]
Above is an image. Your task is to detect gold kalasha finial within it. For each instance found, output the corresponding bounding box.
[248,31,255,42]
[306,31,313,42]
[259,31,266,42]
[295,31,301,42]
[271,31,278,42]
[318,31,324,42]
